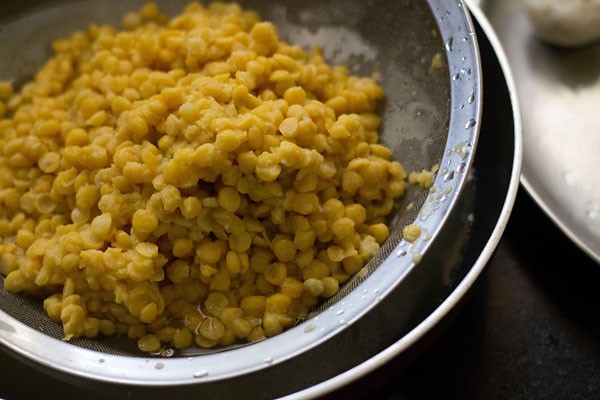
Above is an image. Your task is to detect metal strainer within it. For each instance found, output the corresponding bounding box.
[0,0,481,398]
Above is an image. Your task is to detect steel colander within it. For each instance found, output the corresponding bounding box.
[0,0,481,397]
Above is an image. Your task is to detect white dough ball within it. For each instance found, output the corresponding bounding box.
[525,0,600,47]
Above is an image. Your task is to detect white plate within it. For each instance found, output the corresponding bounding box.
[478,0,600,263]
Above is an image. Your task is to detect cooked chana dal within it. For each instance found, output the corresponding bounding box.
[0,2,410,352]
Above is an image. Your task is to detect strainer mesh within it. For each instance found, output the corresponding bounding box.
[0,0,449,358]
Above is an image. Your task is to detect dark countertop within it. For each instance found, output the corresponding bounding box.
[2,188,599,399]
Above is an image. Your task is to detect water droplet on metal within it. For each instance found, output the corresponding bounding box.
[263,357,273,364]
[193,369,209,378]
[155,363,165,370]
[444,171,455,182]
[304,324,316,333]
[445,37,454,52]
[452,73,460,81]
[465,119,476,129]
[339,319,346,325]
[468,90,475,104]
[457,162,466,173]
[336,309,345,316]
[98,358,105,363]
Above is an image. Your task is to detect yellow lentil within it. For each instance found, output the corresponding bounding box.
[137,334,162,352]
[402,224,422,243]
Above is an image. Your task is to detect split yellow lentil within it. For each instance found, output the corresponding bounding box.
[0,1,412,352]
